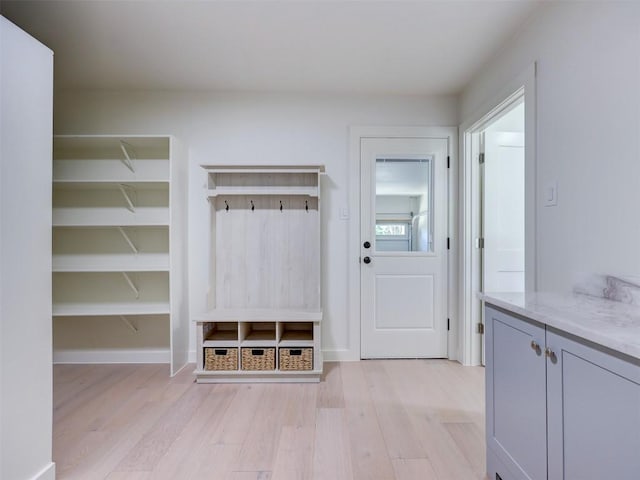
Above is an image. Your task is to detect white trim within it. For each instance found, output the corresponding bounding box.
[322,349,359,362]
[53,348,170,364]
[29,462,56,480]
[459,62,537,366]
[348,126,458,361]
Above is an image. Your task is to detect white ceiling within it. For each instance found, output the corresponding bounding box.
[1,1,540,95]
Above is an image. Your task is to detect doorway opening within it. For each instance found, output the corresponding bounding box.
[480,100,525,294]
[460,63,536,366]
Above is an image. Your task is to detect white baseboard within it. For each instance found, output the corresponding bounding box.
[322,349,359,362]
[53,348,170,364]
[189,349,196,363]
[30,462,55,480]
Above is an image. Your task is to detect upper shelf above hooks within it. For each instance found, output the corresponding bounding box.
[202,165,325,199]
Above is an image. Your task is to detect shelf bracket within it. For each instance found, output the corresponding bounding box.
[119,315,139,333]
[119,141,136,173]
[117,227,138,254]
[118,184,136,212]
[121,272,140,299]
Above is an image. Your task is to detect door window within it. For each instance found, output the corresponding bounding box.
[375,157,433,253]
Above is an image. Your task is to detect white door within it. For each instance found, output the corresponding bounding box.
[482,131,525,293]
[360,137,448,358]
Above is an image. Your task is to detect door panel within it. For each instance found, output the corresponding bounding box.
[546,330,640,480]
[375,274,434,329]
[485,306,547,480]
[483,131,525,293]
[361,137,448,358]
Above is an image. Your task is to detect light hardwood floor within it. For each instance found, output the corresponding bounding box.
[53,360,486,480]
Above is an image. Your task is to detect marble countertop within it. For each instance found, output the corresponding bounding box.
[479,292,640,361]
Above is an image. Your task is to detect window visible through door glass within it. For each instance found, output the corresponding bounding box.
[375,157,433,253]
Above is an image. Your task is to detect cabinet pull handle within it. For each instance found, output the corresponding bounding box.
[530,340,540,352]
[545,347,556,361]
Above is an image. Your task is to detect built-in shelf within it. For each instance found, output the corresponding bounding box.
[280,331,314,347]
[53,301,171,317]
[194,308,323,323]
[54,159,169,183]
[53,181,169,190]
[53,207,170,227]
[52,135,188,375]
[207,186,318,197]
[52,253,169,272]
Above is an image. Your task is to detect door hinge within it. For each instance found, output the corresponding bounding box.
[447,237,450,250]
[447,156,450,168]
[476,237,484,249]
[477,323,485,335]
[479,153,485,164]
[447,318,450,331]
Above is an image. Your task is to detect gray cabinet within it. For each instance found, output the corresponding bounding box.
[485,306,547,480]
[546,329,640,480]
[486,304,640,480]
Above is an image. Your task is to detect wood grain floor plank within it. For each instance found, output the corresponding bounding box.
[56,367,192,479]
[444,422,486,476]
[234,384,293,471]
[104,472,153,480]
[317,362,345,408]
[392,458,439,480]
[341,362,396,479]
[52,361,486,480]
[228,472,271,480]
[207,383,267,446]
[190,444,242,479]
[281,383,318,428]
[149,385,238,479]
[383,360,479,480]
[313,408,354,480]
[362,360,427,460]
[271,426,315,480]
[115,380,211,471]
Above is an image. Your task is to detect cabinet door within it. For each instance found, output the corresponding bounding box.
[546,329,640,480]
[485,306,547,480]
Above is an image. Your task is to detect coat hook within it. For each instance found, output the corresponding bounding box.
[225,200,229,212]
[250,200,255,211]
[305,200,309,212]
[280,200,283,212]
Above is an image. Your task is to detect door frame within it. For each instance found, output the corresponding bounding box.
[459,63,537,366]
[348,126,458,361]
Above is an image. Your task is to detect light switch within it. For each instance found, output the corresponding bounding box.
[544,182,557,207]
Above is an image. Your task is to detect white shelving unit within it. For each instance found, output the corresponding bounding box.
[52,135,189,375]
[195,165,324,383]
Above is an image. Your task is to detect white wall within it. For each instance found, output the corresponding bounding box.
[1,16,55,480]
[460,2,640,292]
[54,91,457,359]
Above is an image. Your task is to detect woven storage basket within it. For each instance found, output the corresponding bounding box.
[204,347,238,371]
[241,347,276,371]
[279,347,313,371]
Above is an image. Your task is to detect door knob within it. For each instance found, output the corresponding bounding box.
[363,241,371,249]
[363,256,372,264]
[544,347,556,362]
